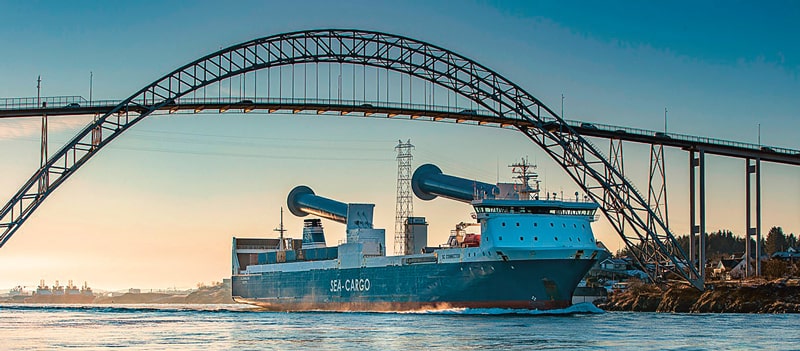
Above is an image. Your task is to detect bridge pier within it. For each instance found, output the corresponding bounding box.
[745,158,762,276]
[689,150,706,281]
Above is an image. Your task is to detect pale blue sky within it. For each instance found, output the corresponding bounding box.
[0,0,797,290]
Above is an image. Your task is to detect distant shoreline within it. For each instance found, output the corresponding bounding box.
[2,284,235,305]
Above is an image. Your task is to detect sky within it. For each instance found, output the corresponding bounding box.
[0,0,798,291]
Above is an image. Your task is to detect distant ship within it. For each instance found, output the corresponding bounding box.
[24,280,95,304]
[231,160,607,311]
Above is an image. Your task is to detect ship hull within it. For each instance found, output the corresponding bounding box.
[24,294,95,304]
[232,258,595,311]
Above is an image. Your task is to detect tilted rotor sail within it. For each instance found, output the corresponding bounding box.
[286,185,384,256]
[411,164,499,202]
[287,186,348,224]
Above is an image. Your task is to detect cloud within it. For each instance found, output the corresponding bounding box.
[0,115,92,140]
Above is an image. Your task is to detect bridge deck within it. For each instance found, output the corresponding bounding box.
[1,97,798,166]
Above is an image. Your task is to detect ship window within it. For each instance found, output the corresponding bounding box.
[520,236,524,241]
[502,222,506,226]
[577,238,581,242]
[499,236,503,241]
[574,224,577,228]
[550,223,554,227]
[534,236,538,241]
[534,222,538,227]
[516,222,520,227]
[569,237,573,241]
[554,237,558,241]
[562,223,566,228]
[582,224,586,229]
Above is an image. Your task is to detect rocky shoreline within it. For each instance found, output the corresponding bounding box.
[596,278,800,313]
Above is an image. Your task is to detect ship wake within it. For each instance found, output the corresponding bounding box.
[395,302,604,316]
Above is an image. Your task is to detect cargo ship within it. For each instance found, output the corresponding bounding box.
[24,280,95,304]
[231,162,606,311]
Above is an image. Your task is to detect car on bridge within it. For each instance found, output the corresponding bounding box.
[65,103,80,108]
[459,109,477,115]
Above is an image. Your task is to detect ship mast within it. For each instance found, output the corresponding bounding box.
[508,157,540,200]
[274,207,287,250]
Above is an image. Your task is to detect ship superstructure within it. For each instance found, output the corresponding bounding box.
[24,280,95,303]
[231,161,605,311]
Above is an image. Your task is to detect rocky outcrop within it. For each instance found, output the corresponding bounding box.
[92,283,235,304]
[185,283,235,304]
[597,279,800,313]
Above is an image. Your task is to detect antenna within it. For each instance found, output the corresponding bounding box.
[508,156,539,200]
[274,207,287,250]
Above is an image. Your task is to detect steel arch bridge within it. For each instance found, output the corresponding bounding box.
[0,29,702,288]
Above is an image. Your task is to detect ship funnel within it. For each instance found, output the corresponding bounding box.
[412,164,499,203]
[287,186,348,224]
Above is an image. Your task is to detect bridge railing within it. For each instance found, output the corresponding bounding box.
[168,96,502,117]
[560,118,798,155]
[0,96,87,109]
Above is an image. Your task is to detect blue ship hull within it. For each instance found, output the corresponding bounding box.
[232,258,596,311]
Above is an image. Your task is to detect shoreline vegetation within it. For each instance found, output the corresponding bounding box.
[596,278,800,313]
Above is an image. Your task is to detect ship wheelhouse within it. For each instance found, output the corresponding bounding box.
[472,199,598,218]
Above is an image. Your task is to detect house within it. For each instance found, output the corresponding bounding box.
[714,259,739,277]
[600,258,628,271]
[771,247,800,261]
[728,259,753,279]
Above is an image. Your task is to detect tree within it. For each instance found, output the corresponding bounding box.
[787,233,798,249]
[764,226,787,256]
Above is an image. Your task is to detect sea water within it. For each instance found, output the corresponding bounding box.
[1,303,799,350]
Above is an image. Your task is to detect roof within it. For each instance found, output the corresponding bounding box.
[601,258,627,265]
[717,259,739,269]
[771,251,800,259]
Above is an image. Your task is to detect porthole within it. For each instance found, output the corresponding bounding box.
[550,223,554,227]
[569,237,573,241]
[577,238,581,242]
[573,224,577,228]
[502,222,506,227]
[534,236,538,241]
[516,222,520,227]
[499,236,503,241]
[534,222,538,227]
[520,236,524,241]
[562,223,566,228]
[582,224,586,229]
[554,237,558,241]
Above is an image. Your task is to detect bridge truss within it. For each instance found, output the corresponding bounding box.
[4,29,797,289]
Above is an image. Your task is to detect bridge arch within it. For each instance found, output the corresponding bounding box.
[0,29,701,288]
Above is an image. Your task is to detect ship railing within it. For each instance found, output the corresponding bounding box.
[236,245,278,250]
